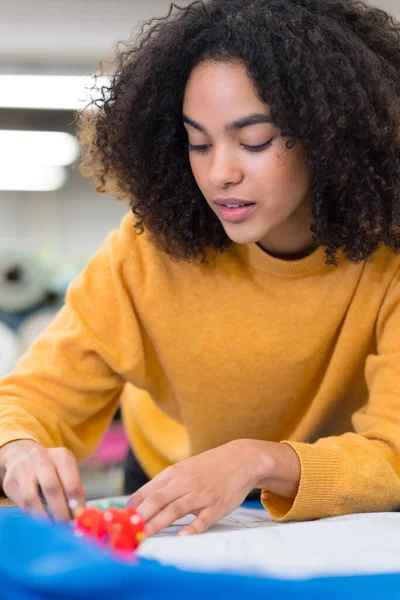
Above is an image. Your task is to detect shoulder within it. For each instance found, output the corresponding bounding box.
[107,211,167,267]
[365,244,400,282]
[361,246,400,318]
[110,212,218,283]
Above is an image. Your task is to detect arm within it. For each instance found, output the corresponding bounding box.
[254,440,301,499]
[0,213,145,463]
[260,270,400,521]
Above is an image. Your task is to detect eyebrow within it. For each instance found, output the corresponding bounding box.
[182,112,274,133]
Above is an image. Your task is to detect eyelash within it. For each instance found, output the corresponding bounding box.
[185,140,273,154]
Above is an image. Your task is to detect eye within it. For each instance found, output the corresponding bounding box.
[185,143,210,154]
[242,139,273,152]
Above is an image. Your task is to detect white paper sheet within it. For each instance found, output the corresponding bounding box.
[137,508,400,579]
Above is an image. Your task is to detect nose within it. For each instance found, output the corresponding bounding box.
[208,145,243,188]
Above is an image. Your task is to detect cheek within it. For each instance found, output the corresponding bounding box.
[250,147,309,193]
[246,153,288,192]
[188,156,205,187]
[189,158,212,199]
[279,143,312,189]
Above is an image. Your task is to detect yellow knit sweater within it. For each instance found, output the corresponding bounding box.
[1,212,400,521]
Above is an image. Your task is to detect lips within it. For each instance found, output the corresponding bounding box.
[215,203,256,223]
[214,198,254,207]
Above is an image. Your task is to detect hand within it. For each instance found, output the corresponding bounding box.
[0,440,85,520]
[127,439,268,537]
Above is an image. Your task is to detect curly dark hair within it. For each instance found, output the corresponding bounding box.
[77,0,400,265]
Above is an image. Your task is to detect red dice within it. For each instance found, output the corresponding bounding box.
[73,505,146,554]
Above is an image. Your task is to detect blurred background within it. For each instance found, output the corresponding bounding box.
[0,0,398,498]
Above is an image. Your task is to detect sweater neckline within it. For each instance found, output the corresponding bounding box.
[237,242,339,277]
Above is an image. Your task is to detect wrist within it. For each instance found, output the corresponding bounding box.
[232,438,276,490]
[244,439,301,500]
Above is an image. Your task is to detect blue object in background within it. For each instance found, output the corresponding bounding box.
[0,508,399,599]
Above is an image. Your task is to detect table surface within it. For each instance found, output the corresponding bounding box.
[1,501,400,600]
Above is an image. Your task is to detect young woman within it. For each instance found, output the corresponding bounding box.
[0,0,400,538]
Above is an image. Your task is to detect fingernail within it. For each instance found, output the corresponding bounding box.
[125,499,135,507]
[178,530,190,536]
[68,499,79,511]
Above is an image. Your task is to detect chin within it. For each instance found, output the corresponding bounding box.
[223,226,266,246]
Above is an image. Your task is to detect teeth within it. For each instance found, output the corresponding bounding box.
[225,204,241,208]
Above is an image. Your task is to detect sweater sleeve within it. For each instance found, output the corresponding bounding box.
[262,271,400,521]
[0,213,146,462]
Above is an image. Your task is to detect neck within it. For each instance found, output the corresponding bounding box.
[257,241,318,261]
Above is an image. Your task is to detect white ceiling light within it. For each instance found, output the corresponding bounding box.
[0,75,109,110]
[0,131,79,166]
[0,165,67,191]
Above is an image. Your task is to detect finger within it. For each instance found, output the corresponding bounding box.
[37,469,71,521]
[178,507,216,536]
[144,493,200,537]
[4,464,48,519]
[51,448,86,510]
[32,447,71,521]
[126,483,151,509]
[128,467,173,507]
[135,482,188,523]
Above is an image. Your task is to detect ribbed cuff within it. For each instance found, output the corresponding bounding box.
[261,441,344,521]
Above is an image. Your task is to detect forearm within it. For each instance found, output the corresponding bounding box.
[246,439,301,499]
